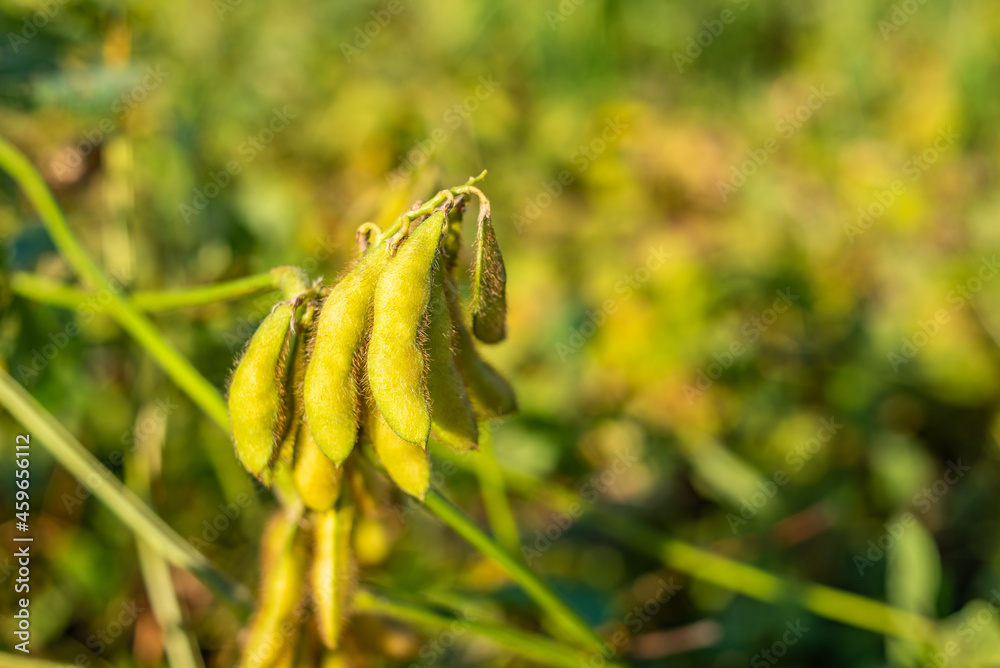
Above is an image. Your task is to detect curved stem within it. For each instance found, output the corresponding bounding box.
[0,368,253,612]
[473,424,521,556]
[423,489,607,655]
[431,446,936,643]
[0,137,230,430]
[353,589,627,668]
[127,407,207,668]
[377,170,487,242]
[10,271,278,312]
[588,508,933,643]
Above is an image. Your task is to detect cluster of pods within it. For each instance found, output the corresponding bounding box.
[225,183,514,666]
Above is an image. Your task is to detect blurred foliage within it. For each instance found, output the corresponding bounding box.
[3,0,1000,666]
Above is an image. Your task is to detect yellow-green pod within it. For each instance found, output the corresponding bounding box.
[425,261,478,452]
[312,507,355,650]
[442,196,466,273]
[304,243,390,467]
[367,211,446,446]
[445,277,517,417]
[470,201,507,344]
[320,652,348,668]
[269,642,297,668]
[369,408,431,500]
[229,302,295,480]
[276,311,311,470]
[293,421,342,512]
[241,512,308,668]
[353,515,391,567]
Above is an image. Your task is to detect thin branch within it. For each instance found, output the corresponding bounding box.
[353,588,626,668]
[473,423,521,556]
[432,445,937,643]
[10,271,279,312]
[422,489,608,655]
[0,137,229,429]
[0,368,253,612]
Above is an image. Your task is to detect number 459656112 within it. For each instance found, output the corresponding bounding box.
[15,434,29,525]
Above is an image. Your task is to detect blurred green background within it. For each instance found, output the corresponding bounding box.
[3,0,1000,666]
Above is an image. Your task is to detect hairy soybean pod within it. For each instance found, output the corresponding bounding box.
[304,243,390,467]
[367,211,446,446]
[312,507,355,649]
[442,196,466,273]
[241,512,308,668]
[369,408,430,500]
[470,200,507,343]
[293,422,342,511]
[445,277,517,417]
[276,313,310,468]
[425,260,478,451]
[229,302,295,480]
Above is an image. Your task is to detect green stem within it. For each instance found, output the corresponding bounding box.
[0,368,253,612]
[10,271,279,312]
[126,410,208,668]
[588,508,933,644]
[0,655,79,668]
[377,170,487,242]
[353,589,627,668]
[0,137,229,430]
[134,272,278,310]
[423,489,607,655]
[431,446,936,643]
[473,423,521,556]
[8,273,86,309]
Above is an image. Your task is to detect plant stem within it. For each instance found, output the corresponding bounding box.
[0,368,253,612]
[473,423,521,556]
[0,138,230,430]
[588,508,933,643]
[432,450,937,644]
[0,655,79,668]
[353,589,627,668]
[126,404,208,668]
[10,271,279,311]
[377,170,487,242]
[422,489,607,655]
